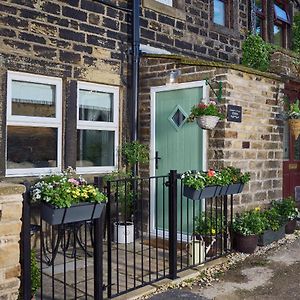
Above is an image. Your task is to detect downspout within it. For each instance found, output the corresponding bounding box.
[131,0,140,176]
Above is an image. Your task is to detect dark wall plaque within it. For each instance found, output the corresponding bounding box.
[227,105,242,122]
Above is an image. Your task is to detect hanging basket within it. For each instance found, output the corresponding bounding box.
[196,115,220,130]
[289,119,300,138]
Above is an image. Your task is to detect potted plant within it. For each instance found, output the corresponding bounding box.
[192,212,225,258]
[181,169,223,200]
[103,170,135,244]
[31,249,40,299]
[219,167,251,195]
[31,167,107,225]
[272,198,299,234]
[232,208,265,254]
[105,140,149,244]
[258,207,285,246]
[188,99,224,130]
[287,99,300,138]
[181,168,250,200]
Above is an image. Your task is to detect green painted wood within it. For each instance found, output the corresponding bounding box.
[155,86,204,234]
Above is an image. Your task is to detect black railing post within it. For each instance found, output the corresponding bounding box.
[94,206,106,300]
[106,181,112,298]
[168,170,177,279]
[21,188,31,300]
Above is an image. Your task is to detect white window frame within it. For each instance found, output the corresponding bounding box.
[6,71,62,177]
[76,81,119,174]
[156,0,173,6]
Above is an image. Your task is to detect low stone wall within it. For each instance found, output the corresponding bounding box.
[0,183,25,299]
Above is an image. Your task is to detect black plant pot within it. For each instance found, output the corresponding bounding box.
[41,202,106,225]
[233,232,258,254]
[257,226,285,246]
[285,219,297,234]
[226,183,244,195]
[183,185,221,200]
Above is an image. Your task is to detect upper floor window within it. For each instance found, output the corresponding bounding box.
[6,71,62,176]
[254,0,265,37]
[155,0,172,6]
[76,82,119,174]
[273,1,290,47]
[213,0,226,26]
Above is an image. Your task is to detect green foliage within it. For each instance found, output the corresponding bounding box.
[194,212,224,236]
[242,34,272,72]
[232,208,265,236]
[189,100,224,121]
[292,12,300,54]
[31,250,40,296]
[121,141,149,167]
[287,99,300,119]
[272,197,299,221]
[261,207,284,231]
[30,167,107,208]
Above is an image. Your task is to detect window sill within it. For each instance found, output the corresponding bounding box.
[142,0,186,21]
[209,22,240,39]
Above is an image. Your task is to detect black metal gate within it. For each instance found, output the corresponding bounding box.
[103,170,233,298]
[20,170,233,299]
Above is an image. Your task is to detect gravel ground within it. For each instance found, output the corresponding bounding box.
[144,230,300,300]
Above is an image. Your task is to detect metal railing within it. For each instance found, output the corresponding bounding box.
[20,170,233,299]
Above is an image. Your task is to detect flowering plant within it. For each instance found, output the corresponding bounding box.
[194,212,224,236]
[261,207,285,231]
[181,167,251,190]
[189,99,224,121]
[232,207,265,236]
[31,167,107,208]
[181,169,223,190]
[272,197,299,221]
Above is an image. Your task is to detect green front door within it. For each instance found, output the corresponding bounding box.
[154,85,205,234]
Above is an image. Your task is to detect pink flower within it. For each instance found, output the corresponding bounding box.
[198,103,207,109]
[68,178,79,185]
[208,169,215,177]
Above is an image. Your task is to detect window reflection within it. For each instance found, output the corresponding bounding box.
[79,89,113,122]
[7,126,57,169]
[213,0,225,26]
[274,25,282,46]
[11,80,56,118]
[76,130,115,167]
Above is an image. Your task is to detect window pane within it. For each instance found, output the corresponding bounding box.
[79,89,114,122]
[7,126,57,169]
[295,136,300,160]
[255,0,262,11]
[213,0,225,26]
[274,25,282,46]
[76,130,115,167]
[255,16,262,36]
[11,80,56,117]
[274,3,288,23]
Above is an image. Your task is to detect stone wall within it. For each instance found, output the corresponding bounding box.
[0,183,25,299]
[139,56,284,210]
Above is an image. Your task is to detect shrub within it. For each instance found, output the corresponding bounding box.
[242,34,272,72]
[272,197,299,222]
[292,12,300,54]
[194,212,224,236]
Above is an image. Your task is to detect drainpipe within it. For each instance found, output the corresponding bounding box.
[131,0,140,176]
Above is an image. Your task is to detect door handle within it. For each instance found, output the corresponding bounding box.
[155,151,161,169]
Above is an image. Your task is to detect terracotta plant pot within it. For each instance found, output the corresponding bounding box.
[289,119,300,138]
[285,219,297,234]
[233,232,258,254]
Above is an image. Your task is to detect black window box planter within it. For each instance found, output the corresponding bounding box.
[257,225,285,246]
[183,185,221,200]
[226,183,244,194]
[41,202,106,225]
